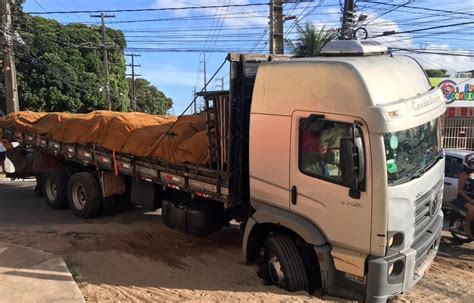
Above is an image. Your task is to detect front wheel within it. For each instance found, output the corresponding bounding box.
[264,234,309,292]
[449,216,473,244]
[67,172,102,219]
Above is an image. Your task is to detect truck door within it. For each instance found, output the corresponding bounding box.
[289,111,372,253]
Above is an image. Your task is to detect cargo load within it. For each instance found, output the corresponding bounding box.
[0,111,209,166]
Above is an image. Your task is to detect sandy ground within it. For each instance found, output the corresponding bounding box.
[0,180,473,302]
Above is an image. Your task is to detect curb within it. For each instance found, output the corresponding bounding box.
[0,242,85,303]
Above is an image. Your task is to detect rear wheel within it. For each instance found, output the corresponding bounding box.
[42,167,69,209]
[264,234,309,292]
[68,172,102,219]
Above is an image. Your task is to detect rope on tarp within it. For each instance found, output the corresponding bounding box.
[152,57,228,151]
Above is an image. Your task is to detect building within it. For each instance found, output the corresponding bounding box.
[430,77,474,150]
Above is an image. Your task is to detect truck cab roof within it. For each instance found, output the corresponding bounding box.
[251,51,446,133]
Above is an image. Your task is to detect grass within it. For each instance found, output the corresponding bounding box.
[67,263,82,281]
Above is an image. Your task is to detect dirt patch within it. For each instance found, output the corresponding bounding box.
[0,181,473,302]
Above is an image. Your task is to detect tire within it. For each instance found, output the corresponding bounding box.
[67,172,102,219]
[264,234,309,292]
[449,216,473,244]
[42,167,69,209]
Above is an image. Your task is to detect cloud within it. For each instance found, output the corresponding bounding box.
[411,48,474,74]
[362,16,413,48]
[360,14,474,73]
[150,0,268,26]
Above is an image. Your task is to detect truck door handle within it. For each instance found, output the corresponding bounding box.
[444,182,453,186]
[291,186,297,205]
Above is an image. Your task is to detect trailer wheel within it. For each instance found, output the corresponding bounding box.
[264,234,309,292]
[43,167,70,209]
[68,172,102,219]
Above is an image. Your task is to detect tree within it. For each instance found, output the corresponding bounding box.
[425,69,449,78]
[128,78,173,115]
[289,23,336,57]
[0,1,129,113]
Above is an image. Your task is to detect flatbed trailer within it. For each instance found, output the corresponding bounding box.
[2,128,230,201]
[1,53,284,210]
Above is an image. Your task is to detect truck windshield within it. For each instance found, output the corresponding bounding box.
[384,119,442,185]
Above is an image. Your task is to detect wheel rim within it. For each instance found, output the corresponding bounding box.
[72,183,87,210]
[452,218,470,241]
[45,175,58,201]
[268,253,285,288]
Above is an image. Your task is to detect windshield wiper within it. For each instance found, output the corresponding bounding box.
[410,151,443,181]
[388,151,444,186]
[409,168,425,180]
[389,167,424,185]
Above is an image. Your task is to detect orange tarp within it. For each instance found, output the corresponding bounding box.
[0,111,209,166]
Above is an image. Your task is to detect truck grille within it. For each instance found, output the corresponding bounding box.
[414,180,442,241]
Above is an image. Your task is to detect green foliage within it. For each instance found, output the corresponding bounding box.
[425,69,449,78]
[128,78,173,115]
[1,7,129,113]
[290,23,336,57]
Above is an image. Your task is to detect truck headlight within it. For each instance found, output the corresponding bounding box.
[388,263,394,275]
[388,260,404,277]
[387,232,404,248]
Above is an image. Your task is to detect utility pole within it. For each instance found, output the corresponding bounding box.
[193,87,197,114]
[215,77,225,90]
[269,0,284,55]
[91,13,115,110]
[202,53,207,92]
[125,53,141,112]
[1,0,19,113]
[341,0,356,40]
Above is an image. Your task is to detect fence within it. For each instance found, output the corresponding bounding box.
[441,116,474,150]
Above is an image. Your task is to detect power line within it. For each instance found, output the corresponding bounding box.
[124,48,254,53]
[284,1,326,40]
[371,21,474,38]
[55,5,342,24]
[364,1,411,25]
[378,34,472,73]
[390,48,474,57]
[26,2,272,15]
[360,1,474,18]
[121,26,267,32]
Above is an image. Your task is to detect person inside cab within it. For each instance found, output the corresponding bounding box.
[301,130,329,177]
[454,153,474,238]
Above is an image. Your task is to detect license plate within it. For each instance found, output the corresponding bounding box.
[415,249,436,278]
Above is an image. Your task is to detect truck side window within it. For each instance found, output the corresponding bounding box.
[299,118,363,187]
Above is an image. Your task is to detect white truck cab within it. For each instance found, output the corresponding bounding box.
[244,41,446,301]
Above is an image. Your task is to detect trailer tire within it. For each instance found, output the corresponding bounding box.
[68,172,102,219]
[264,234,309,292]
[43,167,70,209]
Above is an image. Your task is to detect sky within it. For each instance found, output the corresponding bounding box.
[22,0,474,114]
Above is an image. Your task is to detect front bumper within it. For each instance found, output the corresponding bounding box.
[366,212,443,302]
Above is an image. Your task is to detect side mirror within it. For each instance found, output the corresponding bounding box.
[340,137,357,188]
[340,127,365,198]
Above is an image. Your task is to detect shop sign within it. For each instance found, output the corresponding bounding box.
[430,78,474,107]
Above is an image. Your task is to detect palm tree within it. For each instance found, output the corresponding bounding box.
[289,23,336,57]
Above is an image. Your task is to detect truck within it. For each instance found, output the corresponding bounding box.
[0,41,446,302]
